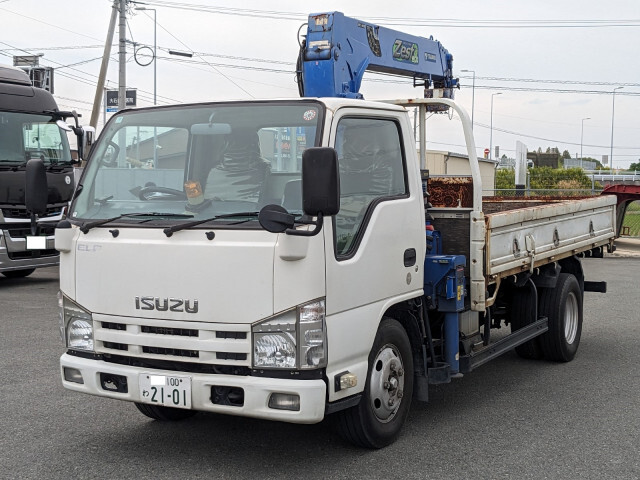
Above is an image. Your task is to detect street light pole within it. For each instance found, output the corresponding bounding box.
[610,86,623,170]
[135,7,156,105]
[135,6,158,167]
[490,92,502,160]
[580,117,590,169]
[461,69,475,130]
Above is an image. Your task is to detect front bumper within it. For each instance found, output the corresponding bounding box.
[60,353,327,424]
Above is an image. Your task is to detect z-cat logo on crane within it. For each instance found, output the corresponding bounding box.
[392,39,419,64]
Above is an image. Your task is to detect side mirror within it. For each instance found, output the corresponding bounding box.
[76,125,96,162]
[81,126,96,160]
[302,147,340,217]
[25,158,48,216]
[258,204,295,233]
[25,158,48,235]
[265,148,340,238]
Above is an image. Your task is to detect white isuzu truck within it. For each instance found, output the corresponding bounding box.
[56,13,617,448]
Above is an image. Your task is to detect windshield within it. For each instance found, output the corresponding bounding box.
[0,111,72,165]
[70,102,323,225]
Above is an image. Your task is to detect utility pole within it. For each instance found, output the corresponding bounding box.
[90,0,118,128]
[118,0,127,110]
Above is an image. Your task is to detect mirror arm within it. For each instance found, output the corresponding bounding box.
[286,212,324,237]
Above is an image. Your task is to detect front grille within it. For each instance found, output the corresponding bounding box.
[216,352,247,361]
[2,206,64,219]
[94,318,250,367]
[142,326,198,337]
[102,354,251,375]
[216,331,247,340]
[6,226,56,237]
[102,322,126,331]
[142,346,199,358]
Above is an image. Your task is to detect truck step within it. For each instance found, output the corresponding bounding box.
[458,317,548,373]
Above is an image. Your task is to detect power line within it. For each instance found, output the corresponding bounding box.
[132,4,255,98]
[0,44,108,51]
[458,75,640,88]
[134,1,640,28]
[0,40,180,106]
[0,6,105,42]
[472,119,640,150]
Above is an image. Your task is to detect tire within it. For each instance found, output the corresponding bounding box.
[539,273,583,362]
[134,402,198,421]
[1,268,36,278]
[335,317,414,449]
[510,281,544,360]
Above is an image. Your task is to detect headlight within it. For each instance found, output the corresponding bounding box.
[252,299,326,370]
[59,292,94,352]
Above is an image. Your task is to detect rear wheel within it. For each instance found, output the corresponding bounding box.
[335,318,413,449]
[1,268,36,278]
[510,281,544,360]
[539,273,583,362]
[134,403,198,421]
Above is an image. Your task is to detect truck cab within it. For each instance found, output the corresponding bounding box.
[58,98,425,430]
[0,64,76,277]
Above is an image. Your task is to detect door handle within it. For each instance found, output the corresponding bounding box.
[404,248,416,267]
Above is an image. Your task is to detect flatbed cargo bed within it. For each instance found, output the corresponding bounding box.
[483,195,616,280]
[428,177,616,309]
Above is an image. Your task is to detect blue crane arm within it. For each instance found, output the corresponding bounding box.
[298,11,458,99]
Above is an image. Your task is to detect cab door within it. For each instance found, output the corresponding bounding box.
[323,108,425,400]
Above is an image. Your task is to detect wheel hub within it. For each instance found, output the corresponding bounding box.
[564,291,579,344]
[369,344,405,423]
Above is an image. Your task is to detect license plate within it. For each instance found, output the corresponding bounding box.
[139,374,192,409]
[26,236,47,250]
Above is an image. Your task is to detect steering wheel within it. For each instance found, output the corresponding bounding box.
[100,141,120,167]
[138,186,187,201]
[26,150,48,161]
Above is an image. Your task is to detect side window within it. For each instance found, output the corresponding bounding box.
[334,117,406,256]
[23,122,70,163]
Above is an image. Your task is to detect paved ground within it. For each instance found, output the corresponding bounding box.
[1,258,638,480]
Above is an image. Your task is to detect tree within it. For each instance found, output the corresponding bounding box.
[629,161,640,171]
[562,150,571,160]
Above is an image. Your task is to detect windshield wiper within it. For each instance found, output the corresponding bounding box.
[47,162,74,170]
[80,212,194,234]
[163,211,259,237]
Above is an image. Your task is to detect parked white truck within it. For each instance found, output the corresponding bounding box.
[56,95,616,448]
[56,12,617,448]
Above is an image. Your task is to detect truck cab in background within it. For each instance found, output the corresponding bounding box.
[0,64,91,278]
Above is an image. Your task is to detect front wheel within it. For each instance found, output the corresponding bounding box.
[335,317,413,449]
[134,402,198,421]
[539,273,583,362]
[1,268,36,278]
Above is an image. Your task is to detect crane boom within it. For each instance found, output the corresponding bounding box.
[298,11,458,100]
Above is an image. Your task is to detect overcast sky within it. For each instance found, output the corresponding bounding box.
[1,0,639,168]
